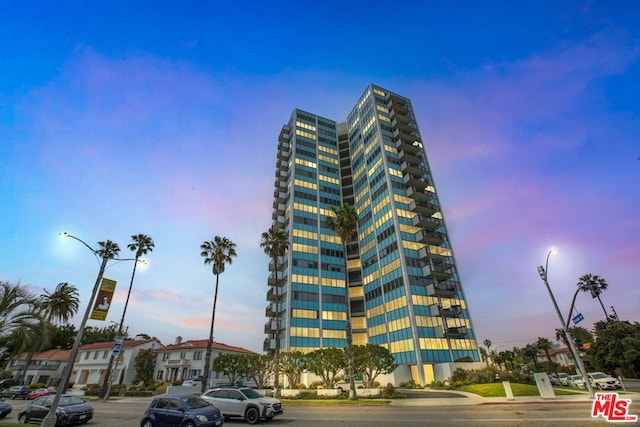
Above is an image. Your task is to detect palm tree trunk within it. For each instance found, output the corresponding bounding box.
[596,296,608,320]
[202,274,220,394]
[273,255,281,398]
[343,242,356,400]
[18,352,35,385]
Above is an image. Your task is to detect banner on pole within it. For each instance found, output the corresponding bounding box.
[90,278,117,321]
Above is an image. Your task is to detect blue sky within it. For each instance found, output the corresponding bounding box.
[1,1,638,353]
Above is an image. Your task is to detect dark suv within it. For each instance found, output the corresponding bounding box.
[0,386,31,399]
[140,394,224,427]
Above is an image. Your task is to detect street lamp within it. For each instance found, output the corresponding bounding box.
[42,233,125,427]
[536,248,595,399]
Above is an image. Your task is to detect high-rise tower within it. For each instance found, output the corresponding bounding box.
[264,84,479,384]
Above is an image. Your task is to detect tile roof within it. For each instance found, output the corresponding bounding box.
[159,339,255,354]
[14,349,71,361]
[78,338,160,351]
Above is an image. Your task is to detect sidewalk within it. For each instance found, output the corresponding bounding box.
[390,390,640,407]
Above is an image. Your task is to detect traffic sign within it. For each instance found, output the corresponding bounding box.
[572,313,584,325]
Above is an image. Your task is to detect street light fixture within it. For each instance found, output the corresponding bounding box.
[42,233,130,427]
[536,248,595,399]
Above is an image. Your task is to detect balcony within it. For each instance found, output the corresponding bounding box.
[263,338,276,352]
[412,214,440,229]
[265,304,276,318]
[395,138,423,155]
[398,149,423,166]
[387,96,408,115]
[423,263,453,279]
[439,305,463,317]
[400,161,425,176]
[415,229,444,245]
[164,359,191,368]
[274,190,286,203]
[273,203,286,216]
[433,282,457,297]
[409,199,438,216]
[264,319,278,333]
[276,159,288,171]
[443,327,467,338]
[279,125,291,144]
[404,174,432,190]
[266,286,284,302]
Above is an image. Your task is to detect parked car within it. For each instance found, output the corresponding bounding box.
[567,374,586,389]
[27,388,55,400]
[201,387,282,424]
[546,373,561,386]
[556,373,570,386]
[182,378,203,387]
[588,372,622,390]
[140,394,224,427]
[18,394,93,425]
[0,400,12,419]
[0,386,31,399]
[0,378,18,389]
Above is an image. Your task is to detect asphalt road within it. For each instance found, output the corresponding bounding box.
[1,398,629,426]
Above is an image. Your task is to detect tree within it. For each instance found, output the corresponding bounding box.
[589,320,640,377]
[0,281,39,338]
[101,234,154,398]
[245,354,273,389]
[81,324,120,345]
[352,344,396,388]
[577,274,609,320]
[39,282,79,325]
[260,224,288,398]
[479,347,489,368]
[200,236,237,394]
[305,348,346,389]
[211,353,248,386]
[536,337,555,373]
[522,343,541,372]
[133,348,157,387]
[569,326,594,347]
[325,202,358,399]
[49,324,78,349]
[280,351,307,388]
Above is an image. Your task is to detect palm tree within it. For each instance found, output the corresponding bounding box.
[479,347,489,368]
[536,337,555,373]
[523,343,541,372]
[100,234,154,398]
[200,236,237,394]
[260,225,289,398]
[577,273,609,319]
[40,282,80,324]
[0,281,39,338]
[325,202,358,400]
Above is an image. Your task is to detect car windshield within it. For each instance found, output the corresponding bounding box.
[240,388,262,399]
[183,396,210,409]
[591,373,608,379]
[60,396,84,406]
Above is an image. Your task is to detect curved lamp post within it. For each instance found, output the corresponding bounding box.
[42,233,133,427]
[536,248,595,399]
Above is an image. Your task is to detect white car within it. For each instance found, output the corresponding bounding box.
[556,373,570,386]
[567,374,586,389]
[588,372,622,390]
[201,386,283,424]
[182,378,202,387]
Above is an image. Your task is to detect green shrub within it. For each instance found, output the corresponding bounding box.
[295,383,307,389]
[398,379,422,389]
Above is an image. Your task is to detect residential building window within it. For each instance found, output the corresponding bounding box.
[84,352,90,360]
[103,350,108,358]
[193,352,202,360]
[156,370,163,380]
[93,352,98,359]
[162,353,170,361]
[180,352,186,359]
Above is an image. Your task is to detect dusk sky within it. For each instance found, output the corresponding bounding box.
[1,1,638,354]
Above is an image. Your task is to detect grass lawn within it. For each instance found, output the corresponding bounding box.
[456,383,585,397]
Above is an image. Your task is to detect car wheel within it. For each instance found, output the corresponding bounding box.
[18,413,29,423]
[141,420,154,427]
[596,384,602,390]
[183,422,196,427]
[245,407,260,424]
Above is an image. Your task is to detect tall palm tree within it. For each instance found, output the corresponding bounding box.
[0,281,39,338]
[200,236,237,394]
[100,234,154,398]
[523,343,541,372]
[536,337,555,373]
[325,202,358,400]
[260,225,289,398]
[39,282,80,325]
[577,274,609,319]
[479,347,489,368]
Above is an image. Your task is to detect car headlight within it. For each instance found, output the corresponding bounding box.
[197,415,208,422]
